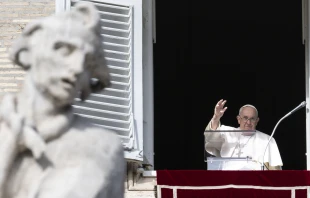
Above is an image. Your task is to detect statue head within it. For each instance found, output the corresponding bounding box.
[9,2,110,107]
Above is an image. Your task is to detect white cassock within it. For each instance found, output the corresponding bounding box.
[204,122,283,170]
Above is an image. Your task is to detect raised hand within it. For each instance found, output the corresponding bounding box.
[213,99,227,121]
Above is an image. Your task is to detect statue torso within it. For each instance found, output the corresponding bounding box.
[4,116,125,198]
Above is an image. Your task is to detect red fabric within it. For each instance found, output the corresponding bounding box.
[156,170,310,198]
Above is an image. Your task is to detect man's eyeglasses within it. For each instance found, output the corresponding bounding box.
[239,116,258,123]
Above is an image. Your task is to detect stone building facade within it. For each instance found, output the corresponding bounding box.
[0,0,55,99]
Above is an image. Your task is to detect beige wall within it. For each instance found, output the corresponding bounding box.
[0,0,54,99]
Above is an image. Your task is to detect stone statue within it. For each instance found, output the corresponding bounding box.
[0,2,125,198]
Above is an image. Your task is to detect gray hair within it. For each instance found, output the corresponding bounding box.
[239,104,258,117]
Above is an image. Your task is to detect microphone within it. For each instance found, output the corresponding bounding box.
[284,101,306,117]
[261,101,307,170]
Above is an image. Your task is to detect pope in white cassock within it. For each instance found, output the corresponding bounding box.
[204,99,283,170]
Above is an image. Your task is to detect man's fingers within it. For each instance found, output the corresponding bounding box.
[215,99,227,115]
[220,107,228,113]
[216,99,223,107]
[216,99,227,109]
[221,100,227,106]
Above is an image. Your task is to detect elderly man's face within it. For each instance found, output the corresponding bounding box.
[29,29,95,105]
[237,107,259,132]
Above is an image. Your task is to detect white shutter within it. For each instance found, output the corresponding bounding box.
[57,0,144,162]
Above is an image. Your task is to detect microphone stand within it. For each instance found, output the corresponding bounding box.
[261,101,306,170]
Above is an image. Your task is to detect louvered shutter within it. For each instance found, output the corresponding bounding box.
[57,0,144,162]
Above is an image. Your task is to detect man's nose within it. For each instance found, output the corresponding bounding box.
[245,119,252,124]
[70,56,85,76]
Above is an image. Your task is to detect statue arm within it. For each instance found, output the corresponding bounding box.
[0,94,47,197]
[0,122,20,197]
[0,94,24,196]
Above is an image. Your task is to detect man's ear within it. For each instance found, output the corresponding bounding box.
[9,22,42,70]
[237,115,241,125]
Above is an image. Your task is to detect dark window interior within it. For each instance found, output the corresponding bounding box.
[154,1,306,170]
